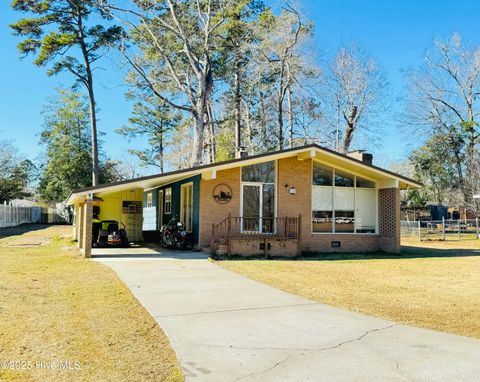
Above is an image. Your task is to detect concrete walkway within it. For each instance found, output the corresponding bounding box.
[93,248,480,382]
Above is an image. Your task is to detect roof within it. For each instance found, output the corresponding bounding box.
[66,144,422,205]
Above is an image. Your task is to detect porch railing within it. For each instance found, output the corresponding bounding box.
[211,214,301,254]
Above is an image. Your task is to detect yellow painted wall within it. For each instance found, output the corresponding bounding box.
[95,188,144,241]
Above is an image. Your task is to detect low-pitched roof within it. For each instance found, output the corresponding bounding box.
[66,143,421,205]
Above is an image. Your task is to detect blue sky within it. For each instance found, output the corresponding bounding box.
[1,0,479,170]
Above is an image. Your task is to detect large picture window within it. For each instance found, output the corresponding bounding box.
[312,162,377,234]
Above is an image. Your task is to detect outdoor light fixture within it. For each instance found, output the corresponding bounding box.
[285,184,297,194]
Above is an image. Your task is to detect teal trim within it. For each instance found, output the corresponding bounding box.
[143,175,200,244]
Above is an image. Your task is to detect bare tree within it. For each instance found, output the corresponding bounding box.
[406,32,480,209]
[323,43,388,153]
[101,0,234,166]
[253,5,314,150]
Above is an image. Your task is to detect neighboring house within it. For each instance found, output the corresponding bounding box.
[67,144,421,257]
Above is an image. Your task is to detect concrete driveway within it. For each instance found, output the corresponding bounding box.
[94,248,480,382]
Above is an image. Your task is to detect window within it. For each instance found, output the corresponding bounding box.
[146,192,153,208]
[241,161,275,233]
[312,211,333,232]
[313,163,333,186]
[180,183,193,232]
[242,161,275,183]
[311,163,377,234]
[356,176,375,188]
[335,170,354,187]
[164,187,172,215]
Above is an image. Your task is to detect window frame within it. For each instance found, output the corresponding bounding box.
[240,160,277,234]
[164,187,172,215]
[311,161,378,235]
[146,192,153,208]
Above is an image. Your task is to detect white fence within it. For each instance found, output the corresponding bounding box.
[401,219,480,241]
[0,204,68,228]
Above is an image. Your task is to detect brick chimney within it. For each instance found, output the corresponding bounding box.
[236,147,249,159]
[347,150,373,165]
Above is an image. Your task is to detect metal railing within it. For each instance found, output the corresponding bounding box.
[211,214,301,253]
[401,218,480,241]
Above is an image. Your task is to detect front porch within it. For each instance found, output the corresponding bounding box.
[210,215,301,257]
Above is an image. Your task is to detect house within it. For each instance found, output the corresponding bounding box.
[66,144,421,257]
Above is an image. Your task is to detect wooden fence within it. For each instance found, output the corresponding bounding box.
[0,204,68,228]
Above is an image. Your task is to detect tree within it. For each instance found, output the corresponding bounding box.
[252,6,315,150]
[406,32,480,210]
[116,96,181,173]
[323,43,388,153]
[0,142,35,203]
[216,1,265,157]
[409,132,459,206]
[38,89,118,204]
[11,0,123,186]
[102,0,243,166]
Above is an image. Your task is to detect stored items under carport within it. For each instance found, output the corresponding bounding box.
[92,220,129,248]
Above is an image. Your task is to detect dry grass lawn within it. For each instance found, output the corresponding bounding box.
[218,239,480,339]
[0,225,183,382]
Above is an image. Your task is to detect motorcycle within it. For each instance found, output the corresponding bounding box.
[160,216,191,250]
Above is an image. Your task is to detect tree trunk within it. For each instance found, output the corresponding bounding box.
[259,92,266,144]
[193,111,205,166]
[287,85,294,148]
[192,66,212,166]
[159,129,164,174]
[341,105,358,153]
[234,60,242,156]
[207,103,216,164]
[242,100,252,151]
[277,92,284,150]
[77,12,99,186]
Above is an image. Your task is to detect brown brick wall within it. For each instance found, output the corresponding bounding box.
[200,156,400,255]
[379,187,401,253]
[228,238,298,257]
[277,156,312,242]
[302,234,380,253]
[199,167,241,247]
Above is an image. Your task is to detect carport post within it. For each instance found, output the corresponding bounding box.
[442,217,445,241]
[81,196,93,258]
[78,203,84,250]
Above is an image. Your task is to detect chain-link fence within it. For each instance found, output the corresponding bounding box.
[401,219,480,241]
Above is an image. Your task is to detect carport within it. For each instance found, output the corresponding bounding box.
[66,167,205,258]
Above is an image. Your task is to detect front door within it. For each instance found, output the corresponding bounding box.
[242,183,275,233]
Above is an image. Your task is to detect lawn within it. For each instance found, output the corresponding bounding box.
[0,225,183,382]
[217,239,480,339]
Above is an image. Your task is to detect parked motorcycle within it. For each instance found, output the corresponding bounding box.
[160,216,191,250]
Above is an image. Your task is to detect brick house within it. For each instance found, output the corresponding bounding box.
[67,144,420,257]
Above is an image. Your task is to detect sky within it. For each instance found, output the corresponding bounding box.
[1,0,480,171]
